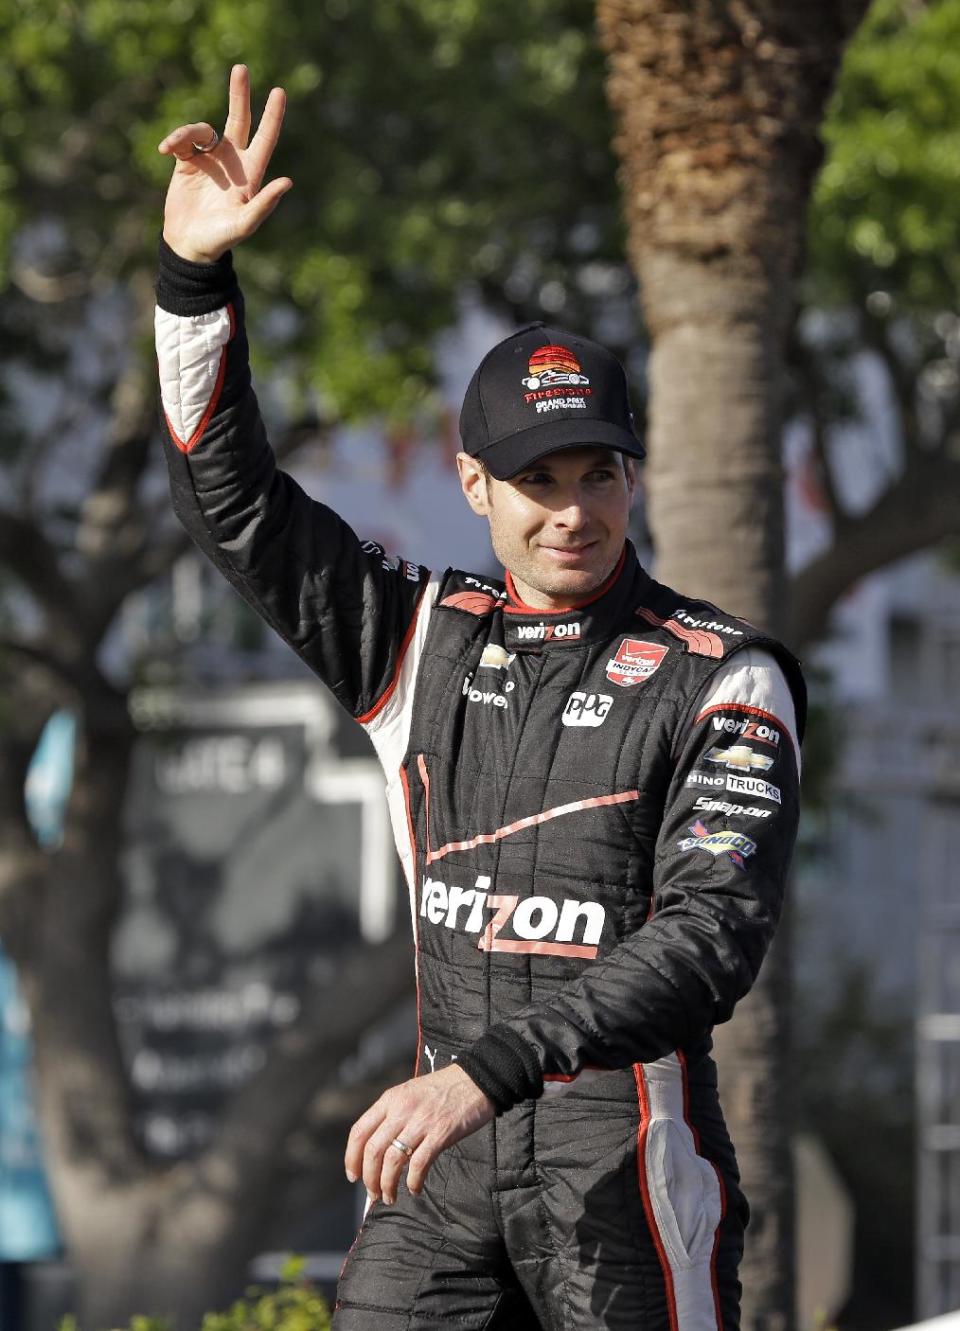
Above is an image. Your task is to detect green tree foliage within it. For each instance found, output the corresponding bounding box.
[811,0,960,310]
[0,0,626,428]
[786,0,960,648]
[58,1264,332,1331]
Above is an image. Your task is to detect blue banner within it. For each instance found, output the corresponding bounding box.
[0,710,74,1260]
[0,949,60,1260]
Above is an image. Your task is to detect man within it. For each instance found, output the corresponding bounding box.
[157,67,804,1331]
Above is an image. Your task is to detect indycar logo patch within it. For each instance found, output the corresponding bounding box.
[605,639,668,688]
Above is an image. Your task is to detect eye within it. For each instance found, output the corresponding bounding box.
[517,471,553,486]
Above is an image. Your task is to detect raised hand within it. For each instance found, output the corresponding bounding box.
[159,64,292,264]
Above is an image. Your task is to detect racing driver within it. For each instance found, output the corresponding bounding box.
[156,68,805,1331]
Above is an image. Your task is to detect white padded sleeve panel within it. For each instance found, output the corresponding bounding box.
[364,575,440,913]
[364,574,441,771]
[155,304,232,448]
[691,648,801,773]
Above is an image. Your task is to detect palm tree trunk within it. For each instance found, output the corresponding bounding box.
[596,3,870,1325]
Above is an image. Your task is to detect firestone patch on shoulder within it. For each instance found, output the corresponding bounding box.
[440,591,501,616]
[635,604,742,658]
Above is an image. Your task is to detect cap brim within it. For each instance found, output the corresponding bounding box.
[475,418,646,481]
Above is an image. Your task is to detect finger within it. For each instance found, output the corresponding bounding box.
[361,1125,398,1200]
[237,176,293,237]
[224,63,251,149]
[345,1102,386,1183]
[245,86,287,190]
[380,1134,418,1206]
[405,1140,438,1197]
[158,123,218,161]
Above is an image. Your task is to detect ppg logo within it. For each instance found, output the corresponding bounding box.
[561,692,613,728]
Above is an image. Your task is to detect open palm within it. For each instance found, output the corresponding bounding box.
[159,65,292,264]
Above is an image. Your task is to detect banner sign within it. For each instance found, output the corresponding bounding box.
[113,683,399,1251]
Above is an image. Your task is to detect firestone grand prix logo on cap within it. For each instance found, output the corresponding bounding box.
[521,345,594,414]
[522,345,590,391]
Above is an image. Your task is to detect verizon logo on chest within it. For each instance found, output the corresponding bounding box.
[514,620,581,642]
[420,873,605,959]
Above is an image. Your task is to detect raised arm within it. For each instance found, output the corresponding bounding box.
[156,68,434,722]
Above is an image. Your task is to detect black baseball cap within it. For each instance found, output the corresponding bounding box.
[459,321,645,480]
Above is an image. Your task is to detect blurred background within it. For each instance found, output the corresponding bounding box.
[0,1,957,1328]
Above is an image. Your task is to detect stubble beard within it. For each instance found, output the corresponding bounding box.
[489,521,615,606]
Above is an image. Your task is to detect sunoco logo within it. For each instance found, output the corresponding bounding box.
[677,820,757,872]
[420,873,604,959]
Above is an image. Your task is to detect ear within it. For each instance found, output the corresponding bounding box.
[457,452,491,516]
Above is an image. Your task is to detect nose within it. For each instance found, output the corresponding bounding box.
[554,487,588,530]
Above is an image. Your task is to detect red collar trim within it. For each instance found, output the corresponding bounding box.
[504,546,627,615]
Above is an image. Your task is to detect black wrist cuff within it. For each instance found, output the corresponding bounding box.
[156,237,239,316]
[458,1027,544,1115]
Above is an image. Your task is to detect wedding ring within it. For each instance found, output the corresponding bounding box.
[191,129,220,155]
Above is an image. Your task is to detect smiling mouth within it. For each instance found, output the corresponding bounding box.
[540,543,598,563]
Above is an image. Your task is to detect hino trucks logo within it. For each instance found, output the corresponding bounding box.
[419,873,605,959]
[725,773,781,804]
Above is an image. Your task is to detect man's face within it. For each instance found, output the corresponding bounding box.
[456,446,636,610]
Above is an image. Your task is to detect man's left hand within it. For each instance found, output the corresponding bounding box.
[345,1064,495,1205]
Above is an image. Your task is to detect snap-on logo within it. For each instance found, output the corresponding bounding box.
[562,692,613,728]
[420,873,605,959]
[605,639,668,688]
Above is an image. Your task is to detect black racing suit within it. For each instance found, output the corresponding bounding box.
[156,241,806,1331]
